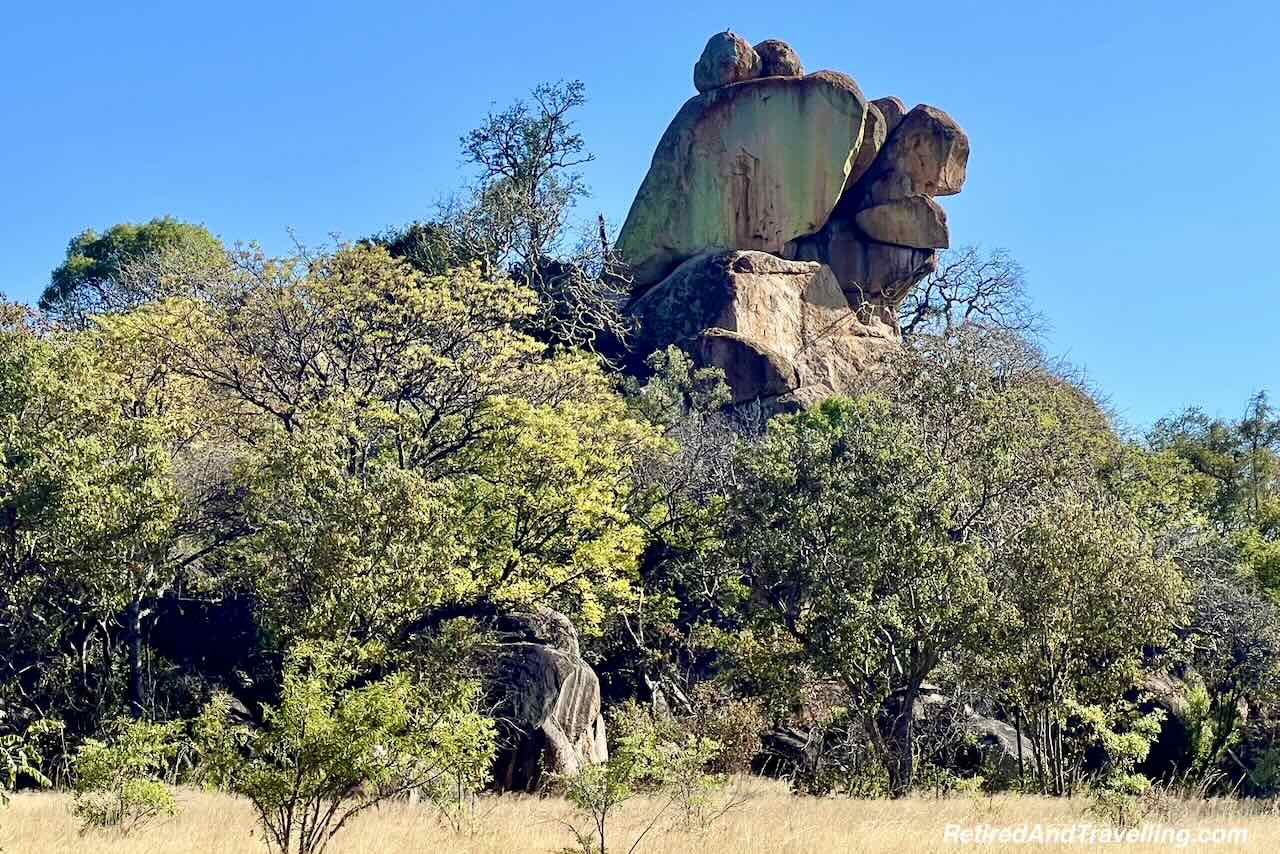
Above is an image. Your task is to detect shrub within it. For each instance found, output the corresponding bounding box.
[560,702,733,853]
[1,718,59,805]
[685,683,765,776]
[195,641,494,854]
[71,718,183,835]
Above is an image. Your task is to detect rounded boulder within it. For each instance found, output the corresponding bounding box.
[693,31,761,93]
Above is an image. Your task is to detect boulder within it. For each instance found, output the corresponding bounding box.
[753,39,804,77]
[491,608,608,792]
[693,31,761,93]
[854,195,949,249]
[871,96,908,135]
[627,250,898,402]
[616,72,868,291]
[915,686,1038,780]
[860,104,970,204]
[785,217,937,307]
[847,102,886,188]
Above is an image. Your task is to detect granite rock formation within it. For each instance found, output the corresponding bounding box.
[490,608,609,792]
[617,32,969,406]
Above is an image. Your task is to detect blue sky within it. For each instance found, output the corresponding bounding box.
[2,1,1276,428]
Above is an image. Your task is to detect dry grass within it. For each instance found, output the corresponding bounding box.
[3,777,1277,853]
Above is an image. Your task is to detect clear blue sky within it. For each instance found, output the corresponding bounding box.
[2,1,1276,428]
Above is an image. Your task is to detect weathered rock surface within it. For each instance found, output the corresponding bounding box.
[846,102,886,188]
[860,104,970,204]
[915,686,1037,780]
[694,31,761,93]
[854,195,949,249]
[616,72,868,291]
[872,96,908,135]
[627,251,897,403]
[785,218,938,307]
[491,608,608,792]
[753,39,804,77]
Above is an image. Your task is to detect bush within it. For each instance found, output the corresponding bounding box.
[685,683,765,776]
[560,702,733,853]
[195,641,494,854]
[71,718,183,835]
[1,718,59,805]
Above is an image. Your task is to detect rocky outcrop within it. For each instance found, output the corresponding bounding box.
[785,219,939,309]
[618,32,970,406]
[615,71,868,291]
[915,686,1037,780]
[491,608,608,792]
[856,104,969,204]
[693,31,761,93]
[627,251,897,405]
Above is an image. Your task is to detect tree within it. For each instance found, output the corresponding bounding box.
[898,246,1040,338]
[231,359,654,647]
[721,396,988,796]
[0,302,179,728]
[39,217,224,327]
[977,477,1186,794]
[444,81,630,352]
[1149,392,1280,592]
[716,327,1132,795]
[196,642,494,854]
[105,245,658,647]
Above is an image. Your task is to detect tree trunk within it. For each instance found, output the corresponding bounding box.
[126,596,144,719]
[880,685,918,798]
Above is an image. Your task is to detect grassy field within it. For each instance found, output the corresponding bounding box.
[4,778,1278,853]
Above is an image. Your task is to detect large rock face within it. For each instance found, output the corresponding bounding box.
[627,251,897,404]
[617,32,970,406]
[491,608,608,792]
[616,71,868,291]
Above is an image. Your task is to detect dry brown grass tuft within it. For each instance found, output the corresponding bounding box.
[3,777,1277,853]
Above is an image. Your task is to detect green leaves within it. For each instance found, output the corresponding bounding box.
[195,641,495,854]
[71,718,183,834]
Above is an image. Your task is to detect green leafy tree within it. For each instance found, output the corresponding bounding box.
[716,328,1142,796]
[1149,392,1280,590]
[196,642,495,854]
[40,217,224,327]
[1,718,58,805]
[0,302,179,727]
[977,478,1186,794]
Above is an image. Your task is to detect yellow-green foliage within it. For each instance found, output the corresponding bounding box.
[71,718,183,835]
[195,641,494,854]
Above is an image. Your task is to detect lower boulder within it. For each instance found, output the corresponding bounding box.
[854,195,949,250]
[626,250,899,405]
[785,217,937,308]
[490,608,608,792]
[914,686,1037,780]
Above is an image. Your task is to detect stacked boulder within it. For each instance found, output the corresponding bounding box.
[617,31,969,406]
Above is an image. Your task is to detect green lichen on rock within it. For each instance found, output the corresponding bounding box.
[616,72,867,291]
